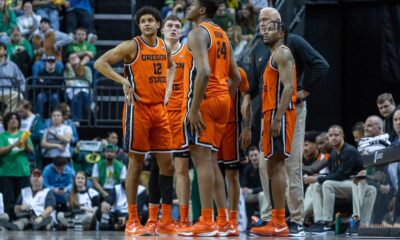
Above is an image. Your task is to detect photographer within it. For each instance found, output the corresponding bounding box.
[13,169,56,230]
[57,171,99,230]
[97,180,147,230]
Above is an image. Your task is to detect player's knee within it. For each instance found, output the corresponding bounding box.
[226,170,239,181]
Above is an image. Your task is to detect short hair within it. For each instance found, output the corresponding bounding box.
[248,145,259,153]
[304,131,320,143]
[352,121,365,133]
[328,124,344,134]
[75,27,87,33]
[0,42,6,51]
[3,112,21,131]
[53,157,68,167]
[19,100,33,111]
[162,15,182,27]
[267,20,288,42]
[57,103,70,117]
[199,0,219,18]
[134,6,161,26]
[377,93,395,105]
[366,115,383,131]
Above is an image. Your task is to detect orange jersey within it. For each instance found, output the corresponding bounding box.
[198,21,231,98]
[167,44,193,110]
[262,45,297,113]
[124,36,169,105]
[228,67,249,123]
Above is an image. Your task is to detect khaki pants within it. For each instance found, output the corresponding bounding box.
[313,180,353,222]
[352,180,377,224]
[259,102,307,224]
[304,183,318,220]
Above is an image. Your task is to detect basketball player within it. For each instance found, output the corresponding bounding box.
[94,7,176,236]
[217,67,251,235]
[177,0,242,237]
[250,20,297,237]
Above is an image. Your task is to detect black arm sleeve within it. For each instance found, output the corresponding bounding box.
[91,195,100,207]
[44,191,56,209]
[318,150,360,183]
[290,34,329,93]
[246,42,260,99]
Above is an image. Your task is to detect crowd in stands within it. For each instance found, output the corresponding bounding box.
[0,0,398,235]
[0,0,97,121]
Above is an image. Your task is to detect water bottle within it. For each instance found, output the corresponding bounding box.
[335,212,341,235]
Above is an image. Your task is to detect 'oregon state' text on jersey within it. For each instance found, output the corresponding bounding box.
[193,21,231,98]
[167,44,193,111]
[228,67,249,123]
[124,36,169,104]
[262,45,297,113]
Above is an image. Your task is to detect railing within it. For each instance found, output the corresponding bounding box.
[0,77,24,115]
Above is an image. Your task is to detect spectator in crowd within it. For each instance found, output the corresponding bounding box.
[44,102,78,147]
[0,42,25,114]
[13,168,56,230]
[8,0,23,16]
[31,17,72,61]
[16,100,44,165]
[42,156,75,209]
[32,0,60,30]
[40,108,73,167]
[304,125,364,234]
[0,0,17,44]
[358,116,391,155]
[17,0,41,38]
[302,132,329,177]
[66,27,96,66]
[315,132,331,173]
[97,179,148,230]
[7,26,33,76]
[352,121,364,146]
[0,112,33,219]
[213,2,235,31]
[227,25,248,59]
[376,93,397,141]
[390,108,400,224]
[64,0,97,44]
[57,171,99,230]
[103,131,128,166]
[72,139,102,181]
[241,146,262,226]
[236,3,257,41]
[64,52,92,122]
[92,144,126,199]
[32,55,63,117]
[250,0,272,13]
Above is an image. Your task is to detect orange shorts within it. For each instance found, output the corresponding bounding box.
[218,122,240,167]
[167,110,186,151]
[263,109,296,158]
[122,102,172,154]
[183,94,230,150]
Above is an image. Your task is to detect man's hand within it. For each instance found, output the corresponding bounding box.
[54,187,65,195]
[297,90,310,100]
[357,170,366,177]
[187,109,206,135]
[20,204,29,212]
[240,127,251,150]
[304,175,318,185]
[270,118,281,138]
[101,201,111,213]
[118,217,126,226]
[380,184,390,194]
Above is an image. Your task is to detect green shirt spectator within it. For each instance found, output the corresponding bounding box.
[66,28,96,66]
[213,2,235,31]
[0,3,17,37]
